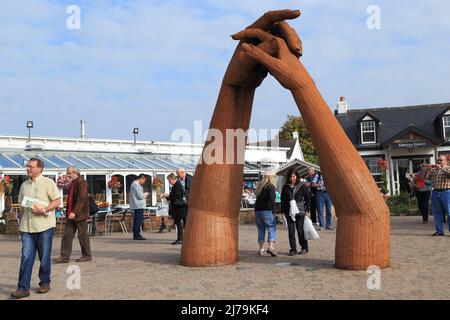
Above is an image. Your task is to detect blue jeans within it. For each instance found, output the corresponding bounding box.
[316,191,333,228]
[431,189,450,234]
[255,210,276,243]
[133,209,144,239]
[18,227,54,291]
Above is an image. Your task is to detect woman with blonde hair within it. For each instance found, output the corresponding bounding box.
[254,171,278,256]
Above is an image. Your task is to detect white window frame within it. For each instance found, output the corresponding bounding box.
[443,115,450,140]
[361,120,376,144]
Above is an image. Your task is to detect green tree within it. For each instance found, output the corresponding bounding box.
[279,115,318,164]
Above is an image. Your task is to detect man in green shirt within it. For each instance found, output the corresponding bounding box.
[11,158,61,299]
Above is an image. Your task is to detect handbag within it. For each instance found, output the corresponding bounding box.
[303,216,320,240]
[172,196,187,207]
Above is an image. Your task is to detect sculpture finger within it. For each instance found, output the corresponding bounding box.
[237,38,280,72]
[241,42,281,73]
[273,21,302,57]
[247,9,301,31]
[231,29,275,42]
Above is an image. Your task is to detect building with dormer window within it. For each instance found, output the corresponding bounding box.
[335,97,450,195]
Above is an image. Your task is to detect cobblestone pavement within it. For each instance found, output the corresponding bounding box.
[1,216,449,300]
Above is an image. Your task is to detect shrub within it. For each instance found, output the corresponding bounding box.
[386,192,419,215]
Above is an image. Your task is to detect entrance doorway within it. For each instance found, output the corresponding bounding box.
[391,157,430,195]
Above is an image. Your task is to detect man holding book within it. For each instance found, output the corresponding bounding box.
[11,158,61,299]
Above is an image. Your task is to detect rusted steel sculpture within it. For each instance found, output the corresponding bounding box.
[181,9,390,270]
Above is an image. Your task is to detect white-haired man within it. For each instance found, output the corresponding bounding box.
[54,166,92,263]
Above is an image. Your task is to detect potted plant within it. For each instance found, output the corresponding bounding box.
[377,159,389,199]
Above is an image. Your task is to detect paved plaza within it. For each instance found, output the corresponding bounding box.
[1,216,449,300]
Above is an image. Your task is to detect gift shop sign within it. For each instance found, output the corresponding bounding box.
[392,141,432,149]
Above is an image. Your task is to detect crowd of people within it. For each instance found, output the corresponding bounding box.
[9,155,450,299]
[10,159,192,299]
[253,167,332,257]
[253,155,450,258]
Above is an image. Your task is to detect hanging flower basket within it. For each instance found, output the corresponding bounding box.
[108,176,121,191]
[0,176,13,195]
[152,176,162,191]
[57,175,70,190]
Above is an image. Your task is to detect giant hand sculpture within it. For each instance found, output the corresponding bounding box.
[235,17,390,270]
[182,10,390,270]
[180,10,302,267]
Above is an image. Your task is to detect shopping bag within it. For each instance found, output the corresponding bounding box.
[303,216,320,240]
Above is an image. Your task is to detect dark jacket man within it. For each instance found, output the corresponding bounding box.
[54,167,92,263]
[67,176,90,221]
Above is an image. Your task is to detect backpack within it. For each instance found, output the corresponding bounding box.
[89,196,99,215]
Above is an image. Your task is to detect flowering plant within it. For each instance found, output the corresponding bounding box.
[108,176,121,190]
[377,159,389,195]
[57,175,70,189]
[97,201,109,209]
[152,176,162,191]
[0,176,13,194]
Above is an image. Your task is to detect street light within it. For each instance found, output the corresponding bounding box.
[133,127,139,144]
[26,121,33,142]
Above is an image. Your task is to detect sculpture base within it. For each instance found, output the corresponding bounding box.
[335,212,390,270]
[180,208,239,267]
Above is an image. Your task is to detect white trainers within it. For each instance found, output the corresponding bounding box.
[257,249,265,255]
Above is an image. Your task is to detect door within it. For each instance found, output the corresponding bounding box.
[392,158,430,195]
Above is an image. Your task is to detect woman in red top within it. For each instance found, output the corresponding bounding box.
[414,170,431,224]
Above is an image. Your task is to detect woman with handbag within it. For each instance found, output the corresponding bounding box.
[281,169,311,256]
[414,170,432,224]
[254,172,278,256]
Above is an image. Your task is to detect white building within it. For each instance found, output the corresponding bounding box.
[0,132,308,211]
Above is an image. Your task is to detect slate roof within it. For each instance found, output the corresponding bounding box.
[335,102,450,149]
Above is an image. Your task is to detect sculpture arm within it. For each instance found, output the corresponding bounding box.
[238,31,388,221]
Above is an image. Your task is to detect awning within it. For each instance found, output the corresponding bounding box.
[276,158,319,179]
[0,152,261,172]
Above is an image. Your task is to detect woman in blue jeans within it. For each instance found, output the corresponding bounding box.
[254,172,277,256]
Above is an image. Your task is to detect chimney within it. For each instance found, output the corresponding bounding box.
[80,120,86,139]
[292,131,299,140]
[337,96,348,114]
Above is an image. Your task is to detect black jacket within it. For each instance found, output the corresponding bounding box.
[280,183,310,217]
[169,180,187,216]
[254,184,276,215]
[180,173,193,199]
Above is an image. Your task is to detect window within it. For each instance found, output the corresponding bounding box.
[361,121,376,144]
[363,157,383,186]
[443,116,450,140]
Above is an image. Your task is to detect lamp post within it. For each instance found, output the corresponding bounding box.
[133,128,139,145]
[26,121,33,142]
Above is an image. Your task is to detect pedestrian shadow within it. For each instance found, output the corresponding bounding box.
[93,237,174,245]
[237,250,335,270]
[88,249,182,265]
[0,283,18,300]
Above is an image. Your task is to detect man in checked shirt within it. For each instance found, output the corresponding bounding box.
[421,155,450,236]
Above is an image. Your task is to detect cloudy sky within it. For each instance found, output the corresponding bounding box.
[1,0,449,143]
